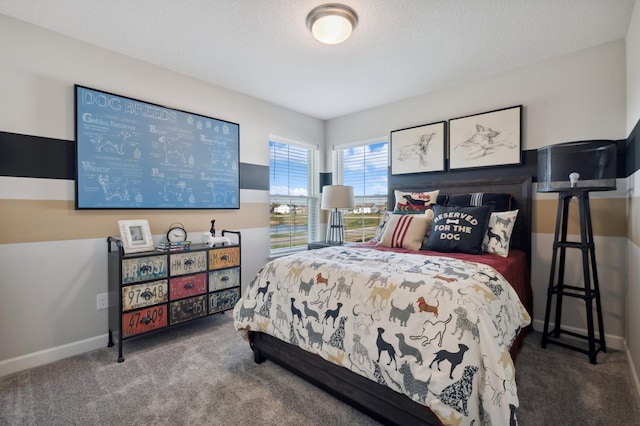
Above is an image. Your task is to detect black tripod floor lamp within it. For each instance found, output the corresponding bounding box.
[537,140,617,364]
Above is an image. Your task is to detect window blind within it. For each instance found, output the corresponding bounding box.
[334,138,388,242]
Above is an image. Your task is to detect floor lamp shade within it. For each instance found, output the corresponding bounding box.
[321,185,354,244]
[537,140,616,364]
[537,140,616,193]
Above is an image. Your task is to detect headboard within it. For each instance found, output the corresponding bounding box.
[391,176,532,270]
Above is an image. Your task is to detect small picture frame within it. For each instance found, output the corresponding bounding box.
[449,105,522,170]
[118,219,154,254]
[391,121,446,175]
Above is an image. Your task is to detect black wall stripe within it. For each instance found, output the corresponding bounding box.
[1,128,638,189]
[0,131,269,191]
[387,151,537,208]
[319,172,332,193]
[626,118,640,178]
[0,131,74,180]
[239,163,269,191]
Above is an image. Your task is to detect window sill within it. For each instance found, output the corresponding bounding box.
[269,246,306,260]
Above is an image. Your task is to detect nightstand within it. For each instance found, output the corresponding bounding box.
[307,241,348,250]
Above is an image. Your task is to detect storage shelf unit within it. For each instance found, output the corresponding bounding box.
[107,230,241,362]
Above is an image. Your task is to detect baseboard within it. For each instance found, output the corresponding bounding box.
[0,334,108,377]
[531,319,625,351]
[626,343,640,405]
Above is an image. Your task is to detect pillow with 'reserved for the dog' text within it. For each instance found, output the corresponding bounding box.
[425,204,493,254]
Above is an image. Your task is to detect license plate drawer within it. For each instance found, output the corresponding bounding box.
[170,251,207,277]
[170,273,207,301]
[209,247,240,270]
[122,280,168,311]
[169,295,207,324]
[122,255,168,284]
[209,288,240,314]
[208,267,240,292]
[122,305,167,338]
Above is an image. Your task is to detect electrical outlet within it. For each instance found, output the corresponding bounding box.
[97,293,109,310]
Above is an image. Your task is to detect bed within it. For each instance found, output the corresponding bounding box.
[234,176,533,425]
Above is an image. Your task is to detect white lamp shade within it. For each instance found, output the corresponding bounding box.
[321,185,354,210]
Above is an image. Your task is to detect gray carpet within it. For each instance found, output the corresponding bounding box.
[0,314,638,425]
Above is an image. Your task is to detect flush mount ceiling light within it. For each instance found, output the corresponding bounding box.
[306,3,358,45]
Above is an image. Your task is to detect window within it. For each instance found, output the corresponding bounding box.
[333,137,388,243]
[269,137,319,254]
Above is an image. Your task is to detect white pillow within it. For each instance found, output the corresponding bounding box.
[377,213,433,251]
[393,189,439,213]
[482,209,519,257]
[369,211,392,243]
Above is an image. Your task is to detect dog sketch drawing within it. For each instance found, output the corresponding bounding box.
[397,132,436,166]
[455,124,516,161]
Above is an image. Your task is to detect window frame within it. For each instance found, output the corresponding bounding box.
[269,135,320,256]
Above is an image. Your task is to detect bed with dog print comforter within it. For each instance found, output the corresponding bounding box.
[233,246,531,425]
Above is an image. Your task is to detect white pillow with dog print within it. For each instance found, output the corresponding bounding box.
[369,211,393,243]
[482,209,519,257]
[393,189,439,213]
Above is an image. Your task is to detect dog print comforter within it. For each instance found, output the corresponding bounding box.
[233,246,531,425]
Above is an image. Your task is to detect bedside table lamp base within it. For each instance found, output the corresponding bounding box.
[326,209,345,244]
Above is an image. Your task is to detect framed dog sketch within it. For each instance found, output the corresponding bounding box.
[449,105,522,170]
[118,219,154,254]
[390,121,446,175]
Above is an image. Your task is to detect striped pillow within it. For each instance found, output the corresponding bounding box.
[376,213,433,251]
[447,192,513,212]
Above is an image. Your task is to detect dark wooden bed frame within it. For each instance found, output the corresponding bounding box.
[248,176,533,426]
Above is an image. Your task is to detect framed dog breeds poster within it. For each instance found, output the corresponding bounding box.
[448,105,522,170]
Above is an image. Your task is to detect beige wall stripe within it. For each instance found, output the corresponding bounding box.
[0,200,269,244]
[631,196,640,246]
[533,197,627,237]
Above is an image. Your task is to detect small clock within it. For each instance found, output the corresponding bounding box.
[166,223,187,243]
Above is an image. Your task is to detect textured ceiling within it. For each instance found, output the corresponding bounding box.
[0,0,635,120]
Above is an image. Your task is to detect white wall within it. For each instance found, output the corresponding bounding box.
[626,0,640,399]
[0,15,324,375]
[327,40,629,348]
[327,41,625,149]
[628,1,640,136]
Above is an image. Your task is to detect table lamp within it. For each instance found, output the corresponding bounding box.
[321,185,354,244]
